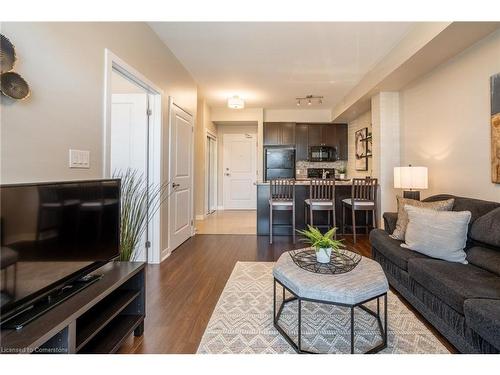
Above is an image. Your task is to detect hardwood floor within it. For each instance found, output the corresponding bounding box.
[118,234,457,354]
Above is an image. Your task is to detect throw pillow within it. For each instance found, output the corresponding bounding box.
[390,196,454,240]
[401,205,471,264]
[469,207,500,247]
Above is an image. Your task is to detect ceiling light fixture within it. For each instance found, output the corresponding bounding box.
[295,95,324,107]
[227,95,245,109]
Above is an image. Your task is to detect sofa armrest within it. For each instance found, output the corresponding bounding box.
[383,212,398,234]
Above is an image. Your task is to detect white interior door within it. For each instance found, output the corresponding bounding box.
[110,94,148,174]
[169,102,194,251]
[223,133,257,209]
[110,93,149,261]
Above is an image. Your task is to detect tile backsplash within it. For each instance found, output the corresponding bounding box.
[296,160,348,179]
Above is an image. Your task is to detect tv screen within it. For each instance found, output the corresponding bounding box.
[0,179,121,317]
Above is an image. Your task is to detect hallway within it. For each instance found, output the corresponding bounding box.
[195,210,256,234]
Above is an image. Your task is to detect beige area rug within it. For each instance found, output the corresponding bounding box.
[197,262,450,354]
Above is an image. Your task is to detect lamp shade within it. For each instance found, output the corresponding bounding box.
[394,166,428,190]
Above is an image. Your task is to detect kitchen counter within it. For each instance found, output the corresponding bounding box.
[257,182,374,236]
[256,179,353,186]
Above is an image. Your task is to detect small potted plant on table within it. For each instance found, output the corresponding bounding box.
[296,226,345,263]
[337,166,347,180]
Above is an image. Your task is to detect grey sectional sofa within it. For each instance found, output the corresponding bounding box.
[369,194,500,353]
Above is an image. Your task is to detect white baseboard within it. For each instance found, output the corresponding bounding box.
[160,247,171,262]
[217,206,224,210]
[195,214,205,220]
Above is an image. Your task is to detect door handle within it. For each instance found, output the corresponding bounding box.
[172,182,180,188]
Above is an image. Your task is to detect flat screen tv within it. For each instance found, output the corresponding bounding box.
[0,179,121,322]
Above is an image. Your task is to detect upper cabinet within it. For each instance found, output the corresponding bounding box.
[264,122,347,161]
[295,123,348,161]
[263,122,295,146]
[295,124,309,161]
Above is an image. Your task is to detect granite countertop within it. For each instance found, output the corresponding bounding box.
[257,179,353,186]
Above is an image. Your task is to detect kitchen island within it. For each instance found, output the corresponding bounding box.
[257,180,374,236]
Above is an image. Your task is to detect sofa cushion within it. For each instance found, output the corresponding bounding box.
[408,258,500,314]
[423,194,500,228]
[390,196,454,241]
[466,246,500,276]
[401,206,470,264]
[383,212,398,234]
[369,229,428,271]
[464,299,500,351]
[470,207,500,248]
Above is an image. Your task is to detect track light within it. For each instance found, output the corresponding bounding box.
[295,95,324,107]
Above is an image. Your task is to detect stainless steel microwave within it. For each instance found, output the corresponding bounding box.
[308,146,337,162]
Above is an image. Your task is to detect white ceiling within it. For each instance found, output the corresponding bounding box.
[150,22,415,109]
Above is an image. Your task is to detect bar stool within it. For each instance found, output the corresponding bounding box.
[269,178,296,244]
[342,177,378,243]
[304,178,336,236]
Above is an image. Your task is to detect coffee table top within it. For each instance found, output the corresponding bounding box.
[273,249,389,305]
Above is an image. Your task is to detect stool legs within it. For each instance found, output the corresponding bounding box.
[342,204,346,235]
[352,207,357,244]
[269,206,273,244]
[292,205,296,244]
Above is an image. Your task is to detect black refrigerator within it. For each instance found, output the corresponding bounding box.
[264,147,295,181]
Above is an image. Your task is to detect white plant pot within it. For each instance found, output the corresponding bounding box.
[339,173,345,179]
[316,247,332,263]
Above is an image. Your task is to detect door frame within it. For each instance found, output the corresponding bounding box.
[205,132,217,216]
[103,49,163,264]
[167,96,195,258]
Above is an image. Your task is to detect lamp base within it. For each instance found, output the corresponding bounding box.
[403,190,420,201]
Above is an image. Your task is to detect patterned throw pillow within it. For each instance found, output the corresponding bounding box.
[390,196,455,240]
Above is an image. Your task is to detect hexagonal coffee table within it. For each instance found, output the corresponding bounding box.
[272,250,389,354]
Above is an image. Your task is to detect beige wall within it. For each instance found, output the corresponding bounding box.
[264,109,332,123]
[1,22,197,184]
[0,22,198,257]
[194,97,215,218]
[400,29,500,201]
[347,111,372,178]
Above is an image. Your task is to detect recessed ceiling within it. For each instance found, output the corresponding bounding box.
[150,22,415,109]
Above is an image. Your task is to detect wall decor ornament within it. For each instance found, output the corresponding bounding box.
[0,33,30,100]
[355,127,368,171]
[492,73,500,184]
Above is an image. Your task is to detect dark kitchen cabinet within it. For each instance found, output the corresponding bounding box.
[295,124,309,161]
[307,124,323,146]
[263,122,295,145]
[294,123,348,161]
[335,124,348,160]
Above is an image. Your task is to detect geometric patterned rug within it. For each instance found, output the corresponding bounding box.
[197,262,450,354]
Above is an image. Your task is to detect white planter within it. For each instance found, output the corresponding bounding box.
[339,173,345,179]
[316,247,332,263]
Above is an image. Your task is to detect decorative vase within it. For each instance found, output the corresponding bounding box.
[316,247,332,263]
[339,173,345,179]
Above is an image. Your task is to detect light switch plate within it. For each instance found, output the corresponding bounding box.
[69,149,90,169]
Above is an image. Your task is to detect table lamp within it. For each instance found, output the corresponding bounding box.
[394,165,428,201]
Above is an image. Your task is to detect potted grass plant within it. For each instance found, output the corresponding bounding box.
[296,225,345,263]
[114,169,170,261]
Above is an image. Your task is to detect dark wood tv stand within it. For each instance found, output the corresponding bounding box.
[0,261,145,354]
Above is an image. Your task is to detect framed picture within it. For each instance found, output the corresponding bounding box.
[491,73,500,184]
[355,127,368,171]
